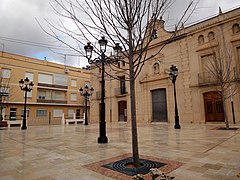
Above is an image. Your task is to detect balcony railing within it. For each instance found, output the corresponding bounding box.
[38,83,68,89]
[198,72,218,86]
[115,87,127,97]
[37,98,67,104]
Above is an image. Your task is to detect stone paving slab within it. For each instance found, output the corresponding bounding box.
[0,123,239,179]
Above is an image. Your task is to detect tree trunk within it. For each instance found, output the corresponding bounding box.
[129,47,140,167]
[129,75,140,167]
[222,90,229,129]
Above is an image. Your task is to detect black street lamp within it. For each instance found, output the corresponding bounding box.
[169,65,181,129]
[84,37,122,143]
[80,85,94,125]
[19,77,33,130]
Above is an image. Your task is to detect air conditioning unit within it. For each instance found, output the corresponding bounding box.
[39,96,45,100]
[64,69,69,73]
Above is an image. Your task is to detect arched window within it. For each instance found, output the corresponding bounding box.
[198,35,204,45]
[232,24,240,34]
[208,31,215,41]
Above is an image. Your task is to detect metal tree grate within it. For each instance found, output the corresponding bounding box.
[102,157,166,176]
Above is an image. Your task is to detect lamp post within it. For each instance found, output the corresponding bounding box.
[229,86,236,124]
[169,65,181,129]
[84,37,122,143]
[80,85,94,125]
[19,77,33,130]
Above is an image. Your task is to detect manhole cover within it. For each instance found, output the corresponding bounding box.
[102,157,166,176]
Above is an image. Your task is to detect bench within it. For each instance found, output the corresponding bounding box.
[65,119,84,125]
[7,120,22,128]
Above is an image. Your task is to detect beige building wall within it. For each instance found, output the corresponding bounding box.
[0,52,91,126]
[90,7,240,125]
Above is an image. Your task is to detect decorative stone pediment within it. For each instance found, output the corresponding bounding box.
[139,72,169,84]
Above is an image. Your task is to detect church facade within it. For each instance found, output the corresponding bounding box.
[89,7,240,125]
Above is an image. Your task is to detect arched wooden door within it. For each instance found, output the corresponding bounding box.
[203,92,224,122]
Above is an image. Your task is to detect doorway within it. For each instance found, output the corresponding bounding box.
[203,92,224,122]
[151,89,168,122]
[76,109,80,119]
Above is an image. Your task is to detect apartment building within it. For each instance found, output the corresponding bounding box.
[0,52,91,126]
[89,7,240,125]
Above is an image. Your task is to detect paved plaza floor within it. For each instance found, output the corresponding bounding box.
[0,122,239,180]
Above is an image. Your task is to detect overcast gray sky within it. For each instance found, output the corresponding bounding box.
[0,0,239,68]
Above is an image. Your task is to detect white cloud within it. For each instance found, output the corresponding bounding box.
[0,0,239,68]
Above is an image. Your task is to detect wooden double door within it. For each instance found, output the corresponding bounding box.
[204,92,224,122]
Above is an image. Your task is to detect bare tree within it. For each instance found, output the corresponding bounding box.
[42,0,196,167]
[201,43,238,129]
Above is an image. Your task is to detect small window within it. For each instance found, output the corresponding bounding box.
[232,24,240,34]
[70,93,77,101]
[10,108,17,120]
[54,74,67,86]
[71,79,77,87]
[208,32,215,41]
[52,91,65,100]
[36,109,48,117]
[119,76,126,94]
[198,35,204,45]
[53,109,63,118]
[1,69,11,78]
[38,73,52,84]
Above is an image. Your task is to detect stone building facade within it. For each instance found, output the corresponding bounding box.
[89,8,240,125]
